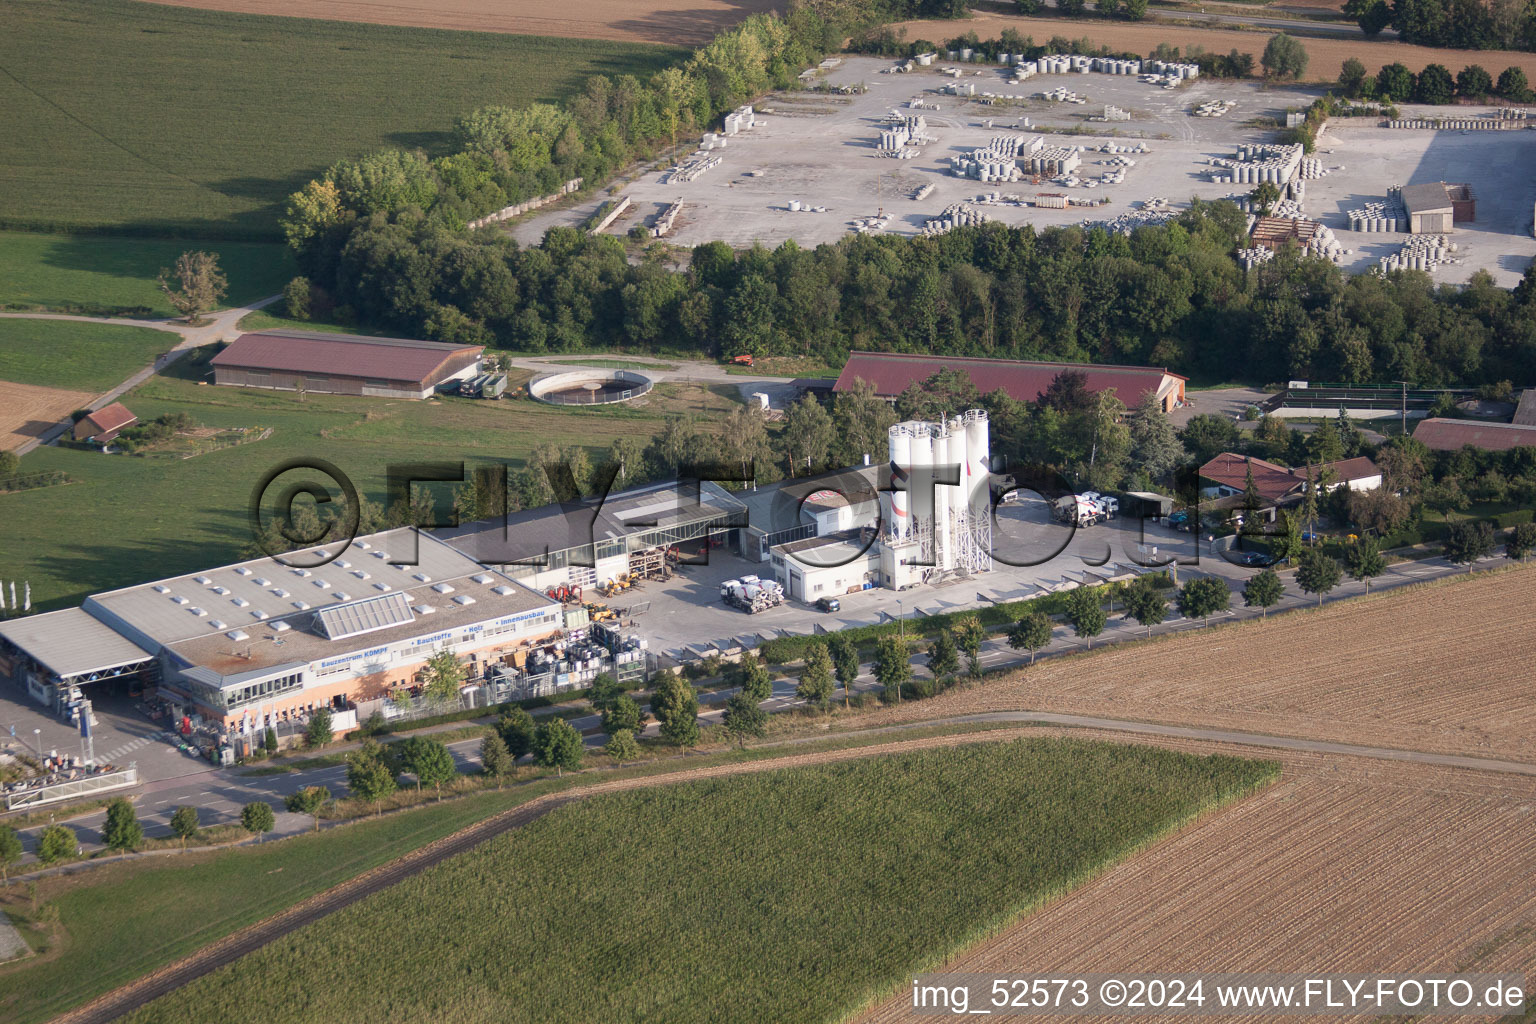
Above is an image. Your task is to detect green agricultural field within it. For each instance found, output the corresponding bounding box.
[0,319,178,391]
[0,0,686,237]
[0,231,293,316]
[0,351,737,608]
[121,739,1278,1024]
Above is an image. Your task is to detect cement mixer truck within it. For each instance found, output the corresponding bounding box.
[720,575,786,614]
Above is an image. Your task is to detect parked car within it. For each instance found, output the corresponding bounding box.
[814,597,841,613]
[1234,550,1271,566]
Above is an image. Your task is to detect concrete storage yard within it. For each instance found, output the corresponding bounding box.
[518,56,1536,286]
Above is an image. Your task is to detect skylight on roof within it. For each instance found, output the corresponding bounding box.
[413,573,432,583]
[431,583,455,594]
[272,622,291,633]
[190,607,207,617]
[254,577,271,586]
[313,579,328,588]
[492,585,514,595]
[272,588,289,598]
[153,584,170,594]
[471,573,493,585]
[232,597,249,607]
[452,595,476,606]
[227,629,249,641]
[235,567,252,576]
[252,610,269,620]
[293,600,310,610]
[374,583,392,592]
[172,595,189,605]
[212,586,230,595]
[352,570,370,579]
[194,575,212,585]
[315,592,415,641]
[210,619,227,630]
[293,568,311,578]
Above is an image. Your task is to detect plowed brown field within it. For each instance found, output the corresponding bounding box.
[142,0,779,45]
[857,749,1536,1023]
[844,564,1536,764]
[888,13,1536,83]
[0,379,95,451]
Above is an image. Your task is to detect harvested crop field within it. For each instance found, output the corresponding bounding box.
[888,13,1536,83]
[857,750,1536,1023]
[0,380,96,452]
[144,0,779,45]
[847,564,1536,764]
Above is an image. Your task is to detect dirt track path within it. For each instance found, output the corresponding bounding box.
[0,296,278,455]
[47,706,1536,1024]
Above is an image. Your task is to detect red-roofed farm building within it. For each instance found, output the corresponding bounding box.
[833,351,1186,413]
[210,331,484,400]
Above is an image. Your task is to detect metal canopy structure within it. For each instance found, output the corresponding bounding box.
[0,608,155,683]
[314,592,415,642]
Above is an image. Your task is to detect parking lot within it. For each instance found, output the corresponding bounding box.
[1,678,213,786]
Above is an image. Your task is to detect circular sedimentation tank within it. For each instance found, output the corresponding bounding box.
[528,368,655,406]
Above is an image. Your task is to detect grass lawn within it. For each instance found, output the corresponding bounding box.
[0,349,739,608]
[119,738,1277,1024]
[0,783,564,1024]
[0,319,179,391]
[0,0,685,238]
[0,231,293,316]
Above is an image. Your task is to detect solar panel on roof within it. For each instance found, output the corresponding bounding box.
[315,591,416,641]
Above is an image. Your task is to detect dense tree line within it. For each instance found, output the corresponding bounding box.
[1344,0,1536,51]
[1337,55,1533,101]
[281,0,967,275]
[292,201,1536,391]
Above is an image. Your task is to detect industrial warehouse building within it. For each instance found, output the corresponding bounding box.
[210,331,484,399]
[1401,181,1475,234]
[1414,418,1536,452]
[0,530,562,734]
[446,480,750,594]
[834,351,1187,413]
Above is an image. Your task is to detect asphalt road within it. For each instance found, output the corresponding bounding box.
[9,545,1505,864]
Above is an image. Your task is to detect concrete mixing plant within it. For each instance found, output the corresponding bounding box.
[880,410,994,587]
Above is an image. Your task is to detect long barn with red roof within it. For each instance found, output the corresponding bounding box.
[831,351,1187,413]
[211,330,484,400]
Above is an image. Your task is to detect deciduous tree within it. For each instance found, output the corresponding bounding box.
[1296,549,1342,605]
[305,707,333,749]
[796,643,835,708]
[284,785,331,830]
[952,614,986,677]
[722,693,768,746]
[1177,576,1231,621]
[1007,609,1053,663]
[0,824,22,881]
[1261,33,1308,80]
[1123,577,1168,636]
[533,718,586,774]
[873,634,911,703]
[1065,587,1107,647]
[240,801,276,840]
[479,732,514,785]
[604,728,641,763]
[1506,521,1536,561]
[1443,520,1495,571]
[345,739,397,814]
[497,707,537,758]
[102,798,143,853]
[1344,535,1386,593]
[157,251,228,322]
[1243,566,1284,616]
[926,629,960,686]
[37,825,76,865]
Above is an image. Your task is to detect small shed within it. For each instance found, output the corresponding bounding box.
[1401,182,1455,234]
[72,402,137,442]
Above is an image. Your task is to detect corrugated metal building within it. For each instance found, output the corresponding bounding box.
[210,331,483,399]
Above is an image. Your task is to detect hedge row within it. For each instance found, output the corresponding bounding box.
[759,573,1172,663]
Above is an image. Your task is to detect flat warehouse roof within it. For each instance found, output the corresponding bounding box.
[0,608,154,680]
[84,528,520,647]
